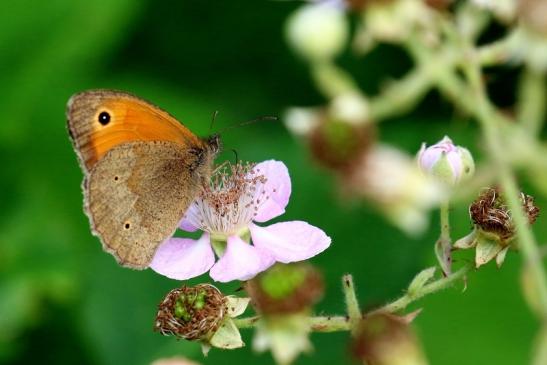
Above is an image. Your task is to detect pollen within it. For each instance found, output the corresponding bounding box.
[184,162,270,235]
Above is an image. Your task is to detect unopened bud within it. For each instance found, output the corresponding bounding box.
[286,2,349,61]
[417,136,475,186]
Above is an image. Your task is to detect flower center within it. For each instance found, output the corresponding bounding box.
[184,162,269,235]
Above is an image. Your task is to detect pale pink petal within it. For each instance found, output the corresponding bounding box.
[210,235,273,282]
[251,160,292,222]
[149,234,214,280]
[249,221,331,263]
[178,203,200,232]
[446,151,463,180]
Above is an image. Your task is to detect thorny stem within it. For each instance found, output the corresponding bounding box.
[234,266,471,333]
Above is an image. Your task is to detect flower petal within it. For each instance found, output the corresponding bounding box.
[252,160,292,222]
[249,221,331,263]
[178,203,200,232]
[210,235,274,282]
[149,234,214,280]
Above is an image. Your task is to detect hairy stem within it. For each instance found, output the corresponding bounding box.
[370,262,472,314]
[234,266,471,332]
[342,274,362,329]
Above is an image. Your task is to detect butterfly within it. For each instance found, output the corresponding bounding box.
[67,90,220,269]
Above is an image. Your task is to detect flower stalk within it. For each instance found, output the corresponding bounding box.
[234,265,471,333]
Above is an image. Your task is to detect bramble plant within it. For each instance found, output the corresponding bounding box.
[151,0,547,364]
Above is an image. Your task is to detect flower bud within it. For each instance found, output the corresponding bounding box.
[245,263,324,315]
[351,313,429,365]
[286,2,349,61]
[417,136,475,186]
[155,284,226,340]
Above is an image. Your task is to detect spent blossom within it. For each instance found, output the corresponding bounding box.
[150,160,331,282]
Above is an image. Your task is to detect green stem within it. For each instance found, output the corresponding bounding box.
[518,67,546,137]
[371,262,472,314]
[234,266,471,332]
[440,200,451,243]
[436,200,453,275]
[369,66,433,120]
[461,49,547,318]
[342,274,362,329]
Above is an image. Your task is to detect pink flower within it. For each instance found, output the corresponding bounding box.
[150,160,331,283]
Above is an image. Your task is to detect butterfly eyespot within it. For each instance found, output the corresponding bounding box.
[98,111,111,125]
[114,176,119,181]
[124,222,131,229]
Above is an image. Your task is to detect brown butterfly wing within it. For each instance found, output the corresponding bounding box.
[67,89,204,172]
[85,140,211,269]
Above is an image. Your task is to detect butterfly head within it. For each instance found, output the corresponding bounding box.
[207,134,222,156]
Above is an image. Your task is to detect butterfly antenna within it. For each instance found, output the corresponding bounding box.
[231,148,239,165]
[209,110,220,134]
[216,115,278,134]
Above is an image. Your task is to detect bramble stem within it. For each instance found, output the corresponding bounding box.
[518,68,546,137]
[370,263,472,315]
[342,274,361,329]
[461,46,547,318]
[234,266,471,332]
[436,200,452,275]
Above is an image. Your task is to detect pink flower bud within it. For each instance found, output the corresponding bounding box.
[417,136,474,185]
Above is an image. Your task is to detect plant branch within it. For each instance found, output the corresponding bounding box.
[234,266,471,333]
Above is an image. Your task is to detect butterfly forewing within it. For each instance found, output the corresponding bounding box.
[67,89,203,172]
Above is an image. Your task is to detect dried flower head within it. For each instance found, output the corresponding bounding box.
[470,187,539,242]
[455,187,540,268]
[245,263,324,315]
[155,284,226,340]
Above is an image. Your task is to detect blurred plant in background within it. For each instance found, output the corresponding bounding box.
[1,0,547,365]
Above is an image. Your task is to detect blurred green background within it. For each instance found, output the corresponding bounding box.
[0,1,543,364]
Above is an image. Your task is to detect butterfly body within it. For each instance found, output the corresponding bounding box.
[67,90,219,269]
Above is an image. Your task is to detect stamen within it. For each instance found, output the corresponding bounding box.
[186,162,270,235]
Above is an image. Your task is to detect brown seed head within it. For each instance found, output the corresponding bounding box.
[470,187,539,242]
[154,284,226,340]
